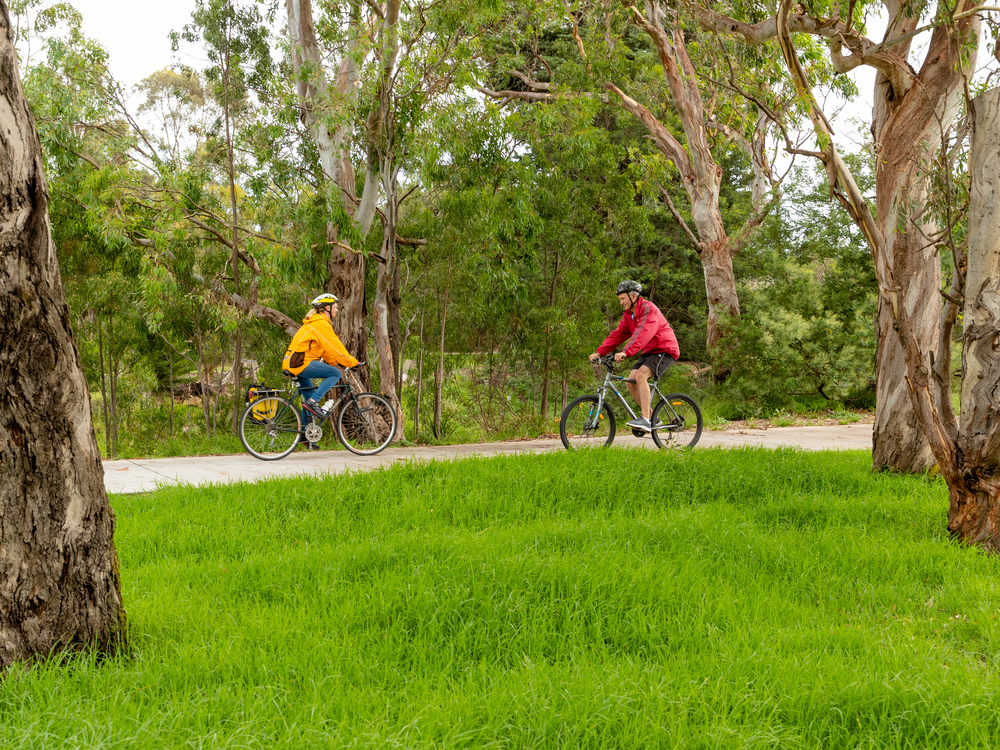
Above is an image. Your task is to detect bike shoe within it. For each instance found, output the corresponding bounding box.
[295,434,321,451]
[303,398,327,417]
[626,417,652,432]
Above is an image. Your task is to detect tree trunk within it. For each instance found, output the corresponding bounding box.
[415,303,425,440]
[434,250,454,440]
[287,0,376,390]
[871,235,940,472]
[168,351,175,437]
[221,43,244,437]
[869,4,958,472]
[98,321,111,457]
[606,5,741,355]
[948,87,1000,548]
[0,5,126,667]
[373,163,404,441]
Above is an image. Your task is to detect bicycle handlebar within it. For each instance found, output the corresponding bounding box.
[591,354,618,369]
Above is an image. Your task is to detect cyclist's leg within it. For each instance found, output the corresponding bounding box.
[626,365,654,419]
[297,362,342,401]
[309,363,342,403]
[298,362,342,438]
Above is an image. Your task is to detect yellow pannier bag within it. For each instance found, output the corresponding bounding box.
[246,385,280,420]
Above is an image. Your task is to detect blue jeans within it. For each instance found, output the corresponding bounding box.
[297,361,342,422]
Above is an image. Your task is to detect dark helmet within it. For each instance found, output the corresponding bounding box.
[616,280,642,295]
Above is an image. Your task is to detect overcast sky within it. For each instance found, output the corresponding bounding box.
[71,0,201,87]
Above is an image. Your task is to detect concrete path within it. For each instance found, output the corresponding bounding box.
[103,423,873,494]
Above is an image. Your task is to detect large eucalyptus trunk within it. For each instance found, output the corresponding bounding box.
[869,4,960,472]
[373,163,404,441]
[287,0,376,386]
[948,87,1000,547]
[0,5,126,667]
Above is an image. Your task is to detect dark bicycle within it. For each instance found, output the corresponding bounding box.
[239,365,396,460]
[559,354,702,450]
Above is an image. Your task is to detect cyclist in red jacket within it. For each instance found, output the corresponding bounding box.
[589,280,680,432]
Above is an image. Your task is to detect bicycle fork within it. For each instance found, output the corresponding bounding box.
[588,388,609,429]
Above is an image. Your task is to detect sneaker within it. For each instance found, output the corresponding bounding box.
[627,417,652,432]
[303,398,326,417]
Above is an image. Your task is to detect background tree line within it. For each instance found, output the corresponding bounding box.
[11,0,889,459]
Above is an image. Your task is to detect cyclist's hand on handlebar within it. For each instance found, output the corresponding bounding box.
[588,353,599,363]
[613,352,626,363]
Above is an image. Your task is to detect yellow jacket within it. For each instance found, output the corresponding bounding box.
[282,312,359,375]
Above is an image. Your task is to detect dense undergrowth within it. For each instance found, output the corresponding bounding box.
[92,360,874,459]
[3,447,998,748]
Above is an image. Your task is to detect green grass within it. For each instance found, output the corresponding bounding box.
[4,448,1000,748]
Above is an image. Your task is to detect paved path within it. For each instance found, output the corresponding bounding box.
[103,423,873,494]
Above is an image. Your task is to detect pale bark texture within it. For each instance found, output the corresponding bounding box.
[870,1,964,472]
[0,2,126,667]
[286,0,375,380]
[949,87,1000,547]
[705,0,973,472]
[367,0,405,439]
[608,2,742,353]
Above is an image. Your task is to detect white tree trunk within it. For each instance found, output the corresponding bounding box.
[869,2,960,472]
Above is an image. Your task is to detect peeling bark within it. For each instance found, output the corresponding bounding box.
[949,87,1000,548]
[0,3,126,667]
[608,3,742,353]
[870,1,964,472]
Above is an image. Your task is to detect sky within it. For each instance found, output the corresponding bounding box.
[71,0,202,87]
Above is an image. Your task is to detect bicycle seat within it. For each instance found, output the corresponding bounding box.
[282,369,295,378]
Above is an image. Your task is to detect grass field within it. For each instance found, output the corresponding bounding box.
[3,447,1000,748]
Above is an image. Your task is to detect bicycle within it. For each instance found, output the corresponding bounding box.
[559,354,702,450]
[238,364,396,460]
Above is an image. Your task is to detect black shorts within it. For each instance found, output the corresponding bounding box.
[634,352,675,379]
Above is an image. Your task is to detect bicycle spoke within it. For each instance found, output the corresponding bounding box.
[560,395,615,449]
[336,393,396,455]
[239,397,301,460]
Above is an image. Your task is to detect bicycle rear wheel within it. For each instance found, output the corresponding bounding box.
[239,396,302,460]
[651,393,702,449]
[336,392,396,455]
[560,395,616,450]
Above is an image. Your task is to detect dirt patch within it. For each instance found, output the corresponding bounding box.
[716,412,875,431]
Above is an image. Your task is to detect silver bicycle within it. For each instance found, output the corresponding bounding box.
[560,355,702,450]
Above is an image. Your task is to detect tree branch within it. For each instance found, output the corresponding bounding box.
[658,185,704,253]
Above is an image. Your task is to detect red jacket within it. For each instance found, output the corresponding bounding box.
[597,297,680,359]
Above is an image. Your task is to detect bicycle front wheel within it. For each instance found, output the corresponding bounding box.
[239,396,302,460]
[651,393,702,449]
[336,392,396,455]
[560,395,616,450]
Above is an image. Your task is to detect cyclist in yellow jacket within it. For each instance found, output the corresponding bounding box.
[283,293,359,418]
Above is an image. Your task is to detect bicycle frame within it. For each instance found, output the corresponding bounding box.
[282,377,353,425]
[590,367,669,424]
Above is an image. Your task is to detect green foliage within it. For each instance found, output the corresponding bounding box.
[716,161,878,417]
